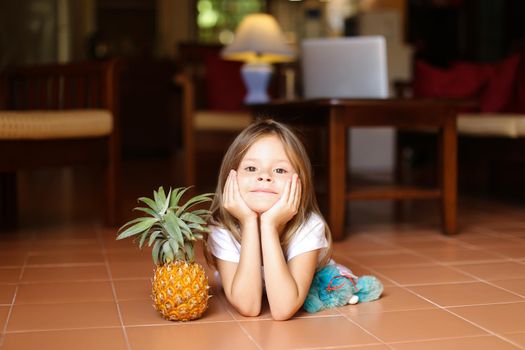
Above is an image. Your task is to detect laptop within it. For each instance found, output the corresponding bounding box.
[301,36,389,99]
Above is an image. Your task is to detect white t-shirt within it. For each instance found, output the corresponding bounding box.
[207,213,329,265]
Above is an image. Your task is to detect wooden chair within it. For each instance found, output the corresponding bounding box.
[176,43,253,189]
[0,60,120,229]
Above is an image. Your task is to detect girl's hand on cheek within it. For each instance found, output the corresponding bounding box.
[222,170,257,225]
[260,173,301,232]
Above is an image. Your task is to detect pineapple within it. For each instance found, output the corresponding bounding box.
[117,186,213,321]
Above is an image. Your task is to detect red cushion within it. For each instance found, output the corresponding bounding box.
[413,60,488,101]
[480,54,521,112]
[203,54,246,111]
[516,69,525,113]
[413,54,523,113]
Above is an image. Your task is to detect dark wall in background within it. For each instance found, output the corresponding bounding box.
[407,0,525,66]
[0,0,58,68]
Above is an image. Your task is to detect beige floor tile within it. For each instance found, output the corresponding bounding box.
[119,297,233,325]
[21,265,109,283]
[373,265,474,286]
[3,187,525,348]
[489,246,525,259]
[241,316,379,349]
[394,238,466,250]
[492,278,525,297]
[349,309,487,343]
[337,346,390,350]
[29,241,101,254]
[366,231,446,243]
[343,252,434,267]
[454,262,525,281]
[0,253,27,267]
[26,252,105,266]
[32,230,98,241]
[333,238,398,253]
[109,261,156,279]
[102,237,137,250]
[0,285,16,304]
[409,282,523,307]
[417,247,504,264]
[126,323,258,350]
[29,236,99,245]
[329,258,389,279]
[0,306,9,330]
[7,301,121,331]
[340,286,436,316]
[457,234,516,247]
[504,332,525,348]
[0,268,21,283]
[0,239,33,253]
[113,279,151,300]
[450,302,525,334]
[389,335,520,350]
[1,328,128,350]
[456,235,522,247]
[15,281,114,304]
[105,250,152,263]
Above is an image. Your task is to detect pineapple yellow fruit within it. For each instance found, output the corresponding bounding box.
[117,186,213,321]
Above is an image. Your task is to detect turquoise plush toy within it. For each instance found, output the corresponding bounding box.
[303,264,384,313]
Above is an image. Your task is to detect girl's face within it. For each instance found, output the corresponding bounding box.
[236,134,297,213]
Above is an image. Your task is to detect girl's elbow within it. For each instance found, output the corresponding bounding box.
[234,301,261,317]
[237,308,261,317]
[238,308,261,317]
[270,306,297,321]
[271,312,293,321]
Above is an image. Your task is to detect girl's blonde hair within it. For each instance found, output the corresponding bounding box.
[205,118,332,268]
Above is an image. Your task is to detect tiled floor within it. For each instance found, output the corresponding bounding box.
[1,197,525,349]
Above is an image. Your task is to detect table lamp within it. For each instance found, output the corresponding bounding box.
[222,13,295,104]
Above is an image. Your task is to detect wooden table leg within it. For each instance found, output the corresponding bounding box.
[328,110,346,240]
[440,115,458,235]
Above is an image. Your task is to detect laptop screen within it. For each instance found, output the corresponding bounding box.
[301,36,389,99]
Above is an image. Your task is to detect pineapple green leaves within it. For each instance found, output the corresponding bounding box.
[117,186,213,265]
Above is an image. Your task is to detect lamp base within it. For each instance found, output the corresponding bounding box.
[241,62,273,104]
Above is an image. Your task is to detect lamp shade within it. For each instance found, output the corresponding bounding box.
[222,14,294,64]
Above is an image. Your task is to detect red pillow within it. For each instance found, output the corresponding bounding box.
[203,54,246,111]
[480,54,521,112]
[413,60,488,101]
[413,55,523,113]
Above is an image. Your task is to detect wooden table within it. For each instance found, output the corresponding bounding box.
[251,98,459,240]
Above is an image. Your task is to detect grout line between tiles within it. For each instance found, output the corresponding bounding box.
[290,341,391,350]
[336,308,394,350]
[397,278,525,289]
[0,229,35,348]
[24,262,106,268]
[212,287,263,349]
[445,300,525,309]
[355,234,525,350]
[123,319,240,328]
[231,316,263,349]
[97,226,133,350]
[5,325,123,334]
[400,248,525,300]
[384,333,520,347]
[359,235,525,298]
